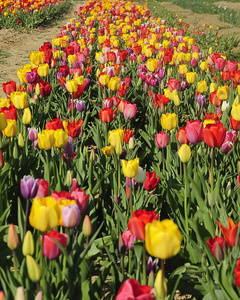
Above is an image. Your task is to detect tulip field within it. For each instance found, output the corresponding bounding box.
[1,0,240,299]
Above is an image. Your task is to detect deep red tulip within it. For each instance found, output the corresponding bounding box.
[143,171,160,191]
[40,230,67,260]
[201,122,226,148]
[116,279,155,300]
[58,65,69,77]
[39,81,52,97]
[207,236,228,261]
[185,120,203,144]
[216,218,240,247]
[128,210,159,241]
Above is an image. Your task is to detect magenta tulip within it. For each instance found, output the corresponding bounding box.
[185,120,203,144]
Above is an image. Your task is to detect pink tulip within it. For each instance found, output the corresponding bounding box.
[122,229,137,250]
[62,204,81,227]
[167,78,181,92]
[226,60,238,72]
[71,188,89,214]
[185,120,203,144]
[155,132,169,148]
[215,57,226,71]
[123,102,137,119]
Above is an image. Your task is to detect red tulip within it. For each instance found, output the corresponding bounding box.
[0,103,18,120]
[206,236,228,261]
[66,118,83,138]
[153,94,170,110]
[167,78,181,92]
[35,179,49,198]
[209,91,222,106]
[128,210,159,240]
[51,191,73,201]
[235,259,240,287]
[201,123,226,148]
[40,230,67,260]
[45,118,63,130]
[230,116,240,131]
[99,107,117,123]
[58,65,69,77]
[39,81,52,97]
[124,128,134,144]
[185,120,202,144]
[2,81,16,95]
[177,127,188,144]
[143,171,160,191]
[216,218,240,247]
[116,279,155,300]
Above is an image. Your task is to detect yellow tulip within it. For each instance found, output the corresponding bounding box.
[145,219,182,259]
[121,158,139,178]
[101,145,115,157]
[237,85,240,95]
[108,76,120,91]
[99,74,110,86]
[231,103,240,121]
[197,81,208,93]
[37,64,49,77]
[11,92,27,110]
[154,270,167,299]
[22,108,31,125]
[178,144,191,163]
[3,119,18,137]
[216,85,229,100]
[108,128,124,148]
[179,64,188,75]
[200,60,208,70]
[145,48,152,58]
[52,38,61,46]
[17,67,31,84]
[146,59,158,72]
[68,54,77,65]
[22,231,34,256]
[66,79,78,93]
[30,51,45,65]
[0,98,10,109]
[29,197,60,232]
[74,75,84,86]
[54,129,68,148]
[38,130,55,150]
[0,113,7,131]
[210,82,216,93]
[161,113,177,131]
[172,90,180,106]
[186,72,197,84]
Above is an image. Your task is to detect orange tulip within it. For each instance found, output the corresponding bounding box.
[216,218,240,247]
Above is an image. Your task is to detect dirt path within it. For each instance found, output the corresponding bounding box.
[0,0,83,98]
[161,2,240,38]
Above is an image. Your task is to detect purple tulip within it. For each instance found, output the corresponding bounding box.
[26,72,37,84]
[28,127,38,141]
[195,95,206,107]
[62,204,81,227]
[76,100,85,112]
[146,257,159,275]
[20,175,39,199]
[64,142,75,157]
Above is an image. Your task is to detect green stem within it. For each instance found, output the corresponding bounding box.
[105,123,108,146]
[121,254,124,281]
[142,243,146,285]
[0,172,2,216]
[46,150,50,185]
[118,156,121,192]
[162,148,165,173]
[13,250,18,279]
[130,181,133,217]
[128,250,132,274]
[184,163,189,240]
[161,259,165,300]
[23,198,30,237]
[40,232,44,288]
[59,150,62,177]
[211,148,215,194]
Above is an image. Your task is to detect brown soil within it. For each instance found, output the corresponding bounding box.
[161,1,240,38]
[0,0,83,98]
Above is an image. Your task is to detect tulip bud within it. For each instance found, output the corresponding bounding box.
[13,143,18,160]
[154,270,167,298]
[22,231,34,256]
[118,233,126,254]
[90,148,95,161]
[26,255,41,282]
[148,270,155,288]
[35,83,40,96]
[7,224,19,250]
[214,241,224,261]
[34,291,42,300]
[82,215,92,237]
[129,137,134,150]
[18,133,24,148]
[114,193,119,205]
[15,287,26,300]
[83,146,88,158]
[226,181,231,198]
[0,150,4,169]
[115,139,122,156]
[66,170,72,187]
[70,178,79,193]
